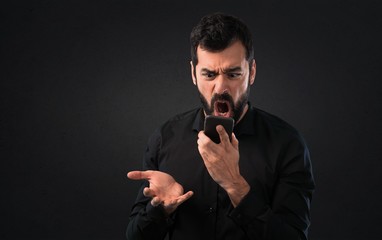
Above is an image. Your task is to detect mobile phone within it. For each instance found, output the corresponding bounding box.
[204,115,234,144]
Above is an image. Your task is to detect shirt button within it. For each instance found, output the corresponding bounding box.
[208,207,215,213]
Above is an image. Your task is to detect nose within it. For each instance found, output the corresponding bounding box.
[214,75,229,94]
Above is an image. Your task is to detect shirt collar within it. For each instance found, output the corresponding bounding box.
[192,108,205,132]
[192,102,256,136]
[233,102,256,136]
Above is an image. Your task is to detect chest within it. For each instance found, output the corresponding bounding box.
[156,132,279,203]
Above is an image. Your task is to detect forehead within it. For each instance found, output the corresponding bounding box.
[196,41,247,70]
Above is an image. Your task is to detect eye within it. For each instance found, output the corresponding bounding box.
[202,72,216,80]
[227,72,242,79]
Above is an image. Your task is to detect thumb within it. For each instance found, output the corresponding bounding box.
[127,170,153,180]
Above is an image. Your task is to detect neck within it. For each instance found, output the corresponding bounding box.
[235,103,248,124]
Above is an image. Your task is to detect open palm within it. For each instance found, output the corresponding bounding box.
[128,170,193,215]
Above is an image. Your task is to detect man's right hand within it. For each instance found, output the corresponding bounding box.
[127,170,193,215]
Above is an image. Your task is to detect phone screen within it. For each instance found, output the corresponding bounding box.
[204,115,234,143]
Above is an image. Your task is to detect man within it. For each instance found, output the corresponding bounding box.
[126,13,315,240]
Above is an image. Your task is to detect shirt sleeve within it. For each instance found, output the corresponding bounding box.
[228,134,315,240]
[126,129,173,240]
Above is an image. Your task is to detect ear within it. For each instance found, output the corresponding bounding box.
[249,59,256,86]
[190,61,197,85]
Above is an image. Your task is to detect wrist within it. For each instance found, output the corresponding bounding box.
[225,176,250,207]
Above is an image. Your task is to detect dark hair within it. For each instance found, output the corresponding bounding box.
[190,13,254,67]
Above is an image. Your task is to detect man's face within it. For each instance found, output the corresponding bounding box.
[191,41,256,123]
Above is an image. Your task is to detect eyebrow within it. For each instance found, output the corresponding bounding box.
[223,67,242,73]
[200,68,216,73]
[200,67,243,73]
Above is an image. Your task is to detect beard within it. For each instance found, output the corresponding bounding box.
[198,84,250,123]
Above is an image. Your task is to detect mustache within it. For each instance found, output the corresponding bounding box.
[211,92,234,105]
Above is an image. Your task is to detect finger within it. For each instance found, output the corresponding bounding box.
[198,130,208,141]
[231,132,239,150]
[180,191,194,202]
[167,198,178,206]
[176,191,194,205]
[127,170,153,180]
[198,130,205,138]
[165,191,194,208]
[151,196,162,207]
[143,187,155,198]
[216,125,230,145]
[197,131,210,145]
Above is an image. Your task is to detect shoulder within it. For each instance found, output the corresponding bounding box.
[252,107,313,177]
[252,107,306,145]
[164,108,200,125]
[160,108,200,130]
[254,107,298,133]
[149,108,200,140]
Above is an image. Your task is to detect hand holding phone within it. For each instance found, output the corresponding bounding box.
[204,115,234,144]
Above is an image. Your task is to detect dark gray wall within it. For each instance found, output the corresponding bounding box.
[1,0,381,239]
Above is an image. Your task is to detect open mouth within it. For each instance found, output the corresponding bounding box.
[214,101,231,117]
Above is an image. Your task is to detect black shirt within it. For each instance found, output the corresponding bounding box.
[126,103,315,240]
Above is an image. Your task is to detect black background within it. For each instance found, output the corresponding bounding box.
[1,0,382,239]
